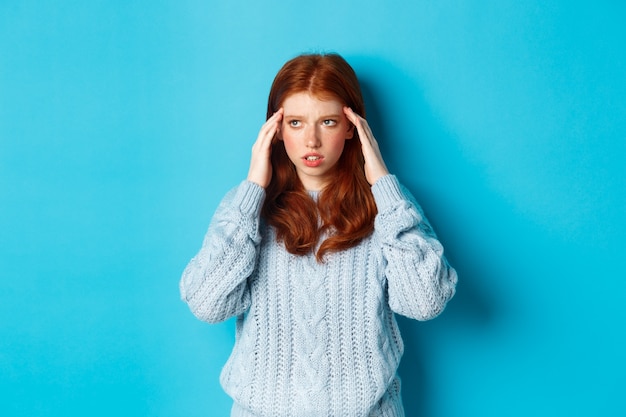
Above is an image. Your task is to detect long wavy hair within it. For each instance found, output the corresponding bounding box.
[262,53,377,261]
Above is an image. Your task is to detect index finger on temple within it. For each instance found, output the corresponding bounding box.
[344,107,364,128]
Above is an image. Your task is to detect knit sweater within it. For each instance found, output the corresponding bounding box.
[180,174,457,417]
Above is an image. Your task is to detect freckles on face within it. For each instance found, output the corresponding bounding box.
[279,92,353,190]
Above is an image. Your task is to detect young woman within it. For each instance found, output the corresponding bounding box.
[180,53,457,417]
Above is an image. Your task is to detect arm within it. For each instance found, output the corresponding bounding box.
[179,181,265,323]
[372,175,457,320]
[180,109,283,323]
[343,107,456,320]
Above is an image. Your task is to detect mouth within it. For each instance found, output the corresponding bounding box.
[302,153,324,167]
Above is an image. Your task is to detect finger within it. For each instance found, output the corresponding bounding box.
[343,107,366,140]
[344,107,375,146]
[343,106,361,128]
[260,109,283,137]
[269,108,283,135]
[255,108,283,149]
[271,108,284,141]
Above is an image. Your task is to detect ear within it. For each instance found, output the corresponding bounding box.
[346,123,355,140]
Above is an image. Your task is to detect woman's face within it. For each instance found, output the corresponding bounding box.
[279,92,354,191]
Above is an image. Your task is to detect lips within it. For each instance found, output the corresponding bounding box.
[303,153,324,167]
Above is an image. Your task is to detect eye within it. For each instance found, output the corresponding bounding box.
[288,120,301,127]
[322,119,337,126]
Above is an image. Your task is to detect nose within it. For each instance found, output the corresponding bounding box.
[306,126,321,148]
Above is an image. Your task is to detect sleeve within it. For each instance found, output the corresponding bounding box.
[179,180,266,323]
[372,175,458,321]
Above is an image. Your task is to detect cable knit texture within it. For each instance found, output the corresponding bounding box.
[180,174,457,417]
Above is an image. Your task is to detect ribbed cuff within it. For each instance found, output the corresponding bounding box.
[371,174,404,211]
[233,180,266,216]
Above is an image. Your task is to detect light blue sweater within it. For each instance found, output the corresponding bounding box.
[180,174,457,417]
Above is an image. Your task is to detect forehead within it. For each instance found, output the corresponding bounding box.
[282,92,344,114]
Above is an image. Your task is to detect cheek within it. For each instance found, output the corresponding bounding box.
[328,137,347,158]
[281,132,295,148]
[280,133,300,160]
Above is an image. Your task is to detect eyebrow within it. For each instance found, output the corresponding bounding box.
[283,114,342,119]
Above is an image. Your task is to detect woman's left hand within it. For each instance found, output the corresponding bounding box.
[344,107,389,185]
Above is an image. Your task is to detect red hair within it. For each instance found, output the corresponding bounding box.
[262,53,377,261]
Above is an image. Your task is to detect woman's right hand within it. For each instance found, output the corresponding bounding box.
[247,108,283,188]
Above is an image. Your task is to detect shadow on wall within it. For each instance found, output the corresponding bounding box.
[352,55,499,416]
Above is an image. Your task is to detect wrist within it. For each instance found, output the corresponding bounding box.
[247,167,270,188]
[247,176,268,189]
[367,166,389,185]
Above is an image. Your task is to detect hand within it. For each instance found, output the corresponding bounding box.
[247,108,283,188]
[343,107,389,185]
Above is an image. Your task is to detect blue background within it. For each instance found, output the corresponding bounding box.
[1,1,625,416]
